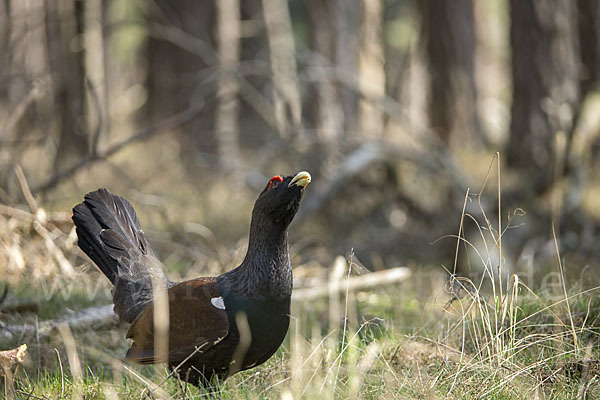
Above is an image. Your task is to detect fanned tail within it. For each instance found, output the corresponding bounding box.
[72,188,170,323]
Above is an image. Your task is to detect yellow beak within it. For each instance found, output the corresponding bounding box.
[289,171,311,188]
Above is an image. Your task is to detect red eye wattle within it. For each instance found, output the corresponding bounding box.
[267,175,283,190]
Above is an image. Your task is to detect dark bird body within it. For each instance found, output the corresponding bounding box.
[72,172,310,385]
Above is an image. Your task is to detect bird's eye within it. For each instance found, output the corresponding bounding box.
[267,175,283,190]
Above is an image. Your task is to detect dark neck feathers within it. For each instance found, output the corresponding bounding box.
[217,211,293,298]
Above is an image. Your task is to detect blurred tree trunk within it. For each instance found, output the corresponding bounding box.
[262,0,302,139]
[99,0,110,147]
[420,0,480,145]
[45,0,89,170]
[305,0,343,174]
[238,1,276,149]
[334,0,360,137]
[0,0,9,100]
[562,0,600,215]
[84,0,109,153]
[145,0,217,167]
[507,1,580,193]
[577,0,600,97]
[358,0,385,138]
[0,0,10,192]
[215,0,241,169]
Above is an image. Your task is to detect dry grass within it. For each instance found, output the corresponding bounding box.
[1,160,600,399]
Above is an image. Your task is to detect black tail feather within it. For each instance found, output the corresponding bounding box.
[73,201,119,283]
[72,188,170,323]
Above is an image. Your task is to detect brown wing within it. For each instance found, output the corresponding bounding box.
[125,278,229,364]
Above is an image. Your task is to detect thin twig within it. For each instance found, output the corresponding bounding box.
[15,390,50,400]
[552,224,578,350]
[0,284,8,308]
[1,85,42,138]
[54,349,64,399]
[14,165,37,212]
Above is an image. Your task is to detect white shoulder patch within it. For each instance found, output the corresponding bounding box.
[210,296,226,310]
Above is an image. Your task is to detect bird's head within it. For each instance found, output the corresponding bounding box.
[252,171,311,228]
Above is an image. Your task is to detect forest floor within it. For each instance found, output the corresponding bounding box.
[2,264,600,399]
[1,166,600,399]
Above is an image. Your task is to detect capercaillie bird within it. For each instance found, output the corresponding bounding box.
[72,171,311,386]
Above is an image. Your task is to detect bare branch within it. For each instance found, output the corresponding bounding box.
[31,106,203,194]
[293,266,411,301]
[0,305,117,342]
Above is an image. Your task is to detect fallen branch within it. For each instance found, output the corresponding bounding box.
[0,344,27,379]
[0,204,35,220]
[298,141,473,218]
[0,344,27,367]
[0,267,410,341]
[292,266,411,301]
[298,142,391,217]
[0,298,39,314]
[0,204,70,222]
[0,305,117,342]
